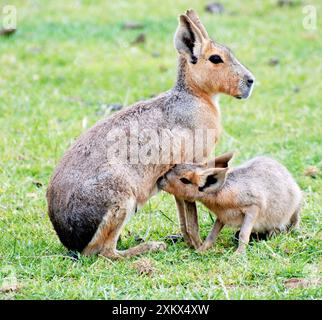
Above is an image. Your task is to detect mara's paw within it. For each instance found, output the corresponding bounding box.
[235,246,246,255]
[100,249,124,260]
[148,241,167,252]
[197,241,212,253]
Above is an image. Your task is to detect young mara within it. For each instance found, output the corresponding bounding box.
[158,153,301,253]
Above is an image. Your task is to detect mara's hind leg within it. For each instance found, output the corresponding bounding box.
[268,206,301,237]
[289,205,301,230]
[83,199,166,259]
[268,228,283,238]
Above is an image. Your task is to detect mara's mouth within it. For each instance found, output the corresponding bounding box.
[235,88,253,100]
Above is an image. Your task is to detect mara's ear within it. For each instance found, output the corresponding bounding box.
[174,14,205,64]
[207,152,235,168]
[185,9,209,39]
[197,167,229,188]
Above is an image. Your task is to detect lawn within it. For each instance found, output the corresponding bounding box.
[0,0,321,299]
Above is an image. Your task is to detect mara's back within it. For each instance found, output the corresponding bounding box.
[46,93,170,251]
[228,156,301,226]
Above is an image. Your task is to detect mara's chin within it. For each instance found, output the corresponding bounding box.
[236,86,254,100]
[235,92,252,100]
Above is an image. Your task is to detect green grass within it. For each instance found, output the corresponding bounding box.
[0,0,321,299]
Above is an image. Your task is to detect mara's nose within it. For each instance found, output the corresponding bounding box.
[245,76,254,88]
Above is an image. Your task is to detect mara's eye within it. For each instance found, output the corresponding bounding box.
[180,178,192,184]
[209,54,223,64]
[206,175,218,185]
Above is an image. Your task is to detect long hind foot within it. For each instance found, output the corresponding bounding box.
[101,241,167,259]
[83,197,168,259]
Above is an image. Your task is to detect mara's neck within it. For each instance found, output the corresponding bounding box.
[174,55,216,109]
[174,55,192,93]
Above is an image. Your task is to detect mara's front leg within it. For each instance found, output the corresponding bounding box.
[198,218,224,252]
[184,201,202,249]
[175,197,194,248]
[236,205,259,254]
[175,197,202,249]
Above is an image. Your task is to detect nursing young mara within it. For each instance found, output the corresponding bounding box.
[158,154,301,253]
[47,9,254,258]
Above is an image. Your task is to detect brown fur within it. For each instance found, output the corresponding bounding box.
[158,154,302,253]
[46,10,254,258]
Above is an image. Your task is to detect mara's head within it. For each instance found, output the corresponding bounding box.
[174,9,254,99]
[158,152,233,199]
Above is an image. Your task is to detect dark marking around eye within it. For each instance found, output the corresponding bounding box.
[180,178,192,184]
[198,175,218,192]
[191,55,197,64]
[209,54,223,64]
[206,175,218,185]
